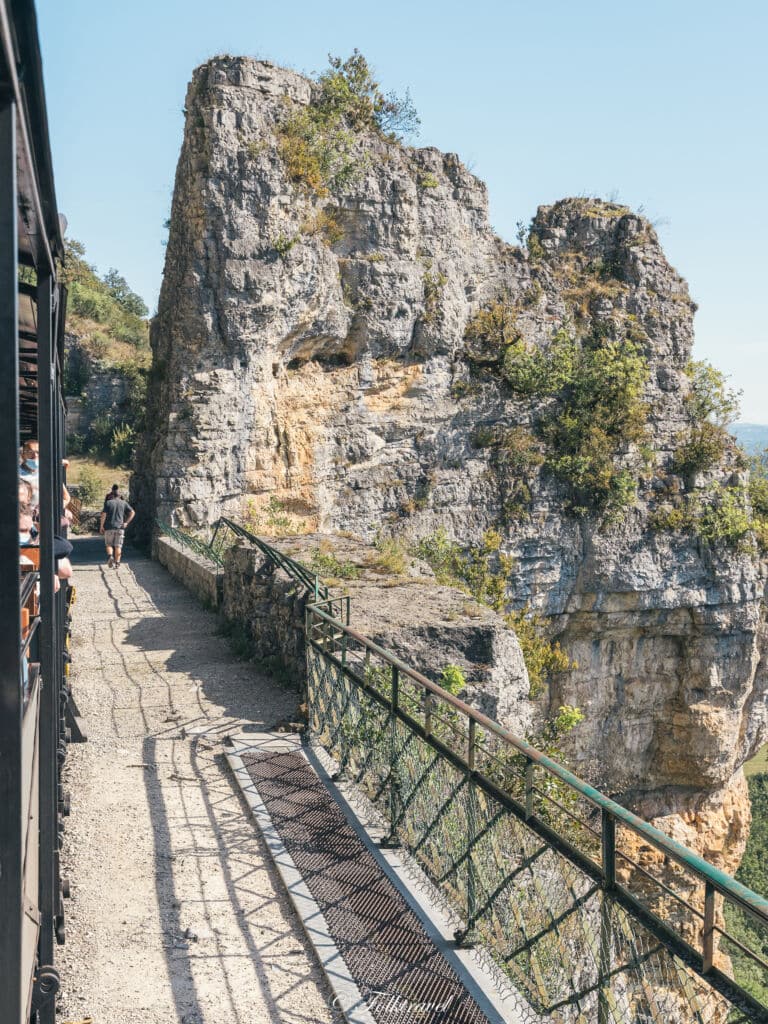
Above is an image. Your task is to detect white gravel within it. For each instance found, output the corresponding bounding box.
[57,538,342,1024]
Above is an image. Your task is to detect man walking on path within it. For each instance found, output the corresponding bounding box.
[99,487,135,568]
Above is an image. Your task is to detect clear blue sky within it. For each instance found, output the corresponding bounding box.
[38,0,767,421]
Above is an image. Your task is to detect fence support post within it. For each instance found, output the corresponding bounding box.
[382,665,400,847]
[457,718,478,948]
[598,809,616,1024]
[602,810,616,890]
[524,759,535,820]
[703,881,716,973]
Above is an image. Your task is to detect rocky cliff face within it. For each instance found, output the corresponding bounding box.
[133,55,767,871]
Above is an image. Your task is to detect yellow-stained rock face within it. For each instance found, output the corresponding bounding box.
[616,772,751,988]
[242,361,358,527]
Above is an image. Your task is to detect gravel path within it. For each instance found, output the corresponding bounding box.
[58,537,341,1024]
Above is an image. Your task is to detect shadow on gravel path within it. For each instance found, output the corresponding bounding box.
[57,533,342,1024]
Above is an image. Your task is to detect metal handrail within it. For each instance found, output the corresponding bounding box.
[305,602,768,931]
[156,516,329,600]
[156,515,768,1010]
[156,517,225,567]
[214,517,328,598]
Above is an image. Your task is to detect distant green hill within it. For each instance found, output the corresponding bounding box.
[732,423,768,454]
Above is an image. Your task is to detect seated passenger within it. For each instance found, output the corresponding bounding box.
[20,439,39,508]
[19,480,34,543]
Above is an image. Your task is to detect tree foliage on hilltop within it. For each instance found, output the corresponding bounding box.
[62,238,150,469]
[63,238,149,350]
[277,50,419,196]
[317,51,420,139]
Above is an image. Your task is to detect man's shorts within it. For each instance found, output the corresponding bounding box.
[104,528,125,549]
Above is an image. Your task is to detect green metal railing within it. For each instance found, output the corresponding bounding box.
[157,517,768,1022]
[156,515,333,600]
[156,517,227,567]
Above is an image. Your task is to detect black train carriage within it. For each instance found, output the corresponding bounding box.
[1,2,75,1020]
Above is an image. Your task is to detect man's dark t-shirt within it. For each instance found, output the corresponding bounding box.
[103,497,133,530]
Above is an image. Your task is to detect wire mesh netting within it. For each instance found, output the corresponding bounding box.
[307,629,768,1024]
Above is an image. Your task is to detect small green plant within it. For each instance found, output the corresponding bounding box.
[749,451,768,554]
[496,427,545,475]
[650,485,756,551]
[464,299,521,364]
[505,608,576,699]
[76,466,101,507]
[300,208,345,246]
[422,268,447,325]
[372,534,409,575]
[439,664,466,694]
[67,433,88,456]
[672,421,728,477]
[217,618,253,660]
[474,323,649,516]
[310,548,361,580]
[527,231,545,262]
[277,50,418,197]
[648,500,699,534]
[684,359,741,426]
[470,424,496,449]
[273,233,298,259]
[245,139,266,160]
[671,361,741,476]
[88,412,114,456]
[537,705,586,762]
[418,173,439,189]
[414,527,513,612]
[699,485,752,549]
[109,423,136,467]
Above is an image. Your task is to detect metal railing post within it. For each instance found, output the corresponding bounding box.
[460,718,478,947]
[304,603,313,730]
[524,759,535,820]
[383,665,400,847]
[703,881,716,973]
[597,808,617,1024]
[602,809,616,890]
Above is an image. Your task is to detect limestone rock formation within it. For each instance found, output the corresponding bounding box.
[133,55,767,873]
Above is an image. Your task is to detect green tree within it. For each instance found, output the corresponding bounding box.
[277,51,419,196]
[319,50,420,138]
[684,359,741,426]
[103,268,149,317]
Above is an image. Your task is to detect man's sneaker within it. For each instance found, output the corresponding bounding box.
[107,556,114,568]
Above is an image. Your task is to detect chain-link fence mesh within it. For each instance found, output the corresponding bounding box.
[307,613,768,1024]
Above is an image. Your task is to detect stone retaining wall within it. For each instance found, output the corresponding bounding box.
[222,542,307,685]
[152,533,533,735]
[154,535,221,609]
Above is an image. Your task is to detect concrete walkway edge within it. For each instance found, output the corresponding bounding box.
[226,733,523,1024]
